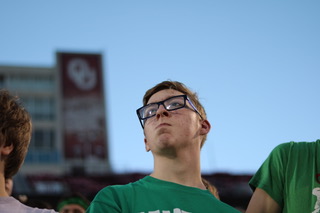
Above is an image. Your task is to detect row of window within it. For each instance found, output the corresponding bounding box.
[26,129,60,163]
[0,74,55,90]
[22,97,55,121]
[25,150,61,164]
[30,129,55,150]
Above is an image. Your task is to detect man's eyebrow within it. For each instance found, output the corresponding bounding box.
[147,95,180,105]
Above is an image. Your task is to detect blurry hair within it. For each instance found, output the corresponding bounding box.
[0,89,32,178]
[142,80,208,147]
[202,178,220,200]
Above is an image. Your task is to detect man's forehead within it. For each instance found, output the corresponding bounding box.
[147,89,184,104]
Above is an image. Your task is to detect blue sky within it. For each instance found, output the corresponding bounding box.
[1,1,319,174]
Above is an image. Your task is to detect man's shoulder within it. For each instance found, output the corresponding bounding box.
[272,140,314,151]
[279,140,319,150]
[268,140,320,161]
[26,207,57,213]
[98,177,147,193]
[18,199,57,213]
[0,196,57,213]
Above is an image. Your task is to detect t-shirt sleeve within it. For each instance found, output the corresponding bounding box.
[249,142,290,208]
[86,186,124,213]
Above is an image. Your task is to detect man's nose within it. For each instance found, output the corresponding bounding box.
[156,104,169,118]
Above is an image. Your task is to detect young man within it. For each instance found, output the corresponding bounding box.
[87,80,239,212]
[0,89,57,213]
[246,139,320,213]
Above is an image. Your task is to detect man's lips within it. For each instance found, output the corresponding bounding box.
[156,123,171,129]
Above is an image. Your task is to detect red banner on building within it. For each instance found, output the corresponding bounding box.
[57,52,107,160]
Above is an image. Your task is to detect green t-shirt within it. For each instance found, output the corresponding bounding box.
[249,140,320,213]
[87,176,240,213]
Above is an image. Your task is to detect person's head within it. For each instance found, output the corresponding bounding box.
[0,89,32,179]
[57,193,90,213]
[136,80,210,151]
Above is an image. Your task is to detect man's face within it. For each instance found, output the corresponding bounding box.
[143,89,203,154]
[60,204,86,213]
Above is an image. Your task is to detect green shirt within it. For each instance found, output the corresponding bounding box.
[87,176,240,213]
[249,140,320,213]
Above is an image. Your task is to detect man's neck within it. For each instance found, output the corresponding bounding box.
[0,175,8,197]
[150,149,205,189]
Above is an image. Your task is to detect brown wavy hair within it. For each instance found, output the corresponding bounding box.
[0,90,32,179]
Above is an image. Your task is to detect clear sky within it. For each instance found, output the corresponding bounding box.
[1,1,319,174]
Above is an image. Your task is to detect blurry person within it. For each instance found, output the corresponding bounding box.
[87,80,240,212]
[0,89,57,213]
[202,177,220,200]
[246,140,320,213]
[57,192,90,213]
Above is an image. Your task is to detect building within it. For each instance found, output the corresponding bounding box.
[0,52,111,177]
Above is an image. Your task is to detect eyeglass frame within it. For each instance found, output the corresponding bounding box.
[136,94,203,129]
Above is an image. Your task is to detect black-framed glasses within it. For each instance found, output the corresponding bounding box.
[136,95,203,128]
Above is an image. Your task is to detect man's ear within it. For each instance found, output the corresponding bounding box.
[200,119,211,135]
[1,144,14,156]
[144,138,151,152]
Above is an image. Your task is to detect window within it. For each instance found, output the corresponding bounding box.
[25,129,60,163]
[30,129,55,150]
[23,97,55,121]
[6,74,54,90]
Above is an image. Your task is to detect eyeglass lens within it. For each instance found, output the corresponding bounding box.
[140,95,186,120]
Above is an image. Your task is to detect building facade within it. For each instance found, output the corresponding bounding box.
[0,52,110,176]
